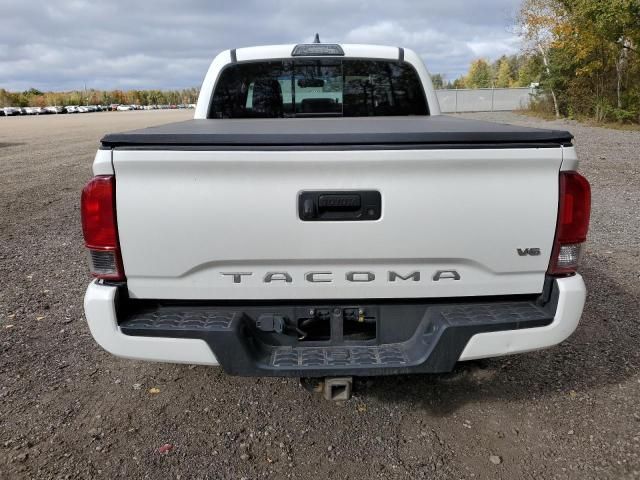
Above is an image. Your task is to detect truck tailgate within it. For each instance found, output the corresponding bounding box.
[112,146,562,300]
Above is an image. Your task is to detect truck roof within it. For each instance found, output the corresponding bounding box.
[229,43,403,62]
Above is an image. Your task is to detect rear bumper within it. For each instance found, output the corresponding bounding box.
[84,275,586,376]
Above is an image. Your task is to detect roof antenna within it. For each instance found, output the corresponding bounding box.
[313,33,321,44]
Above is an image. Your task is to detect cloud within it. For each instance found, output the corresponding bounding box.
[0,0,521,91]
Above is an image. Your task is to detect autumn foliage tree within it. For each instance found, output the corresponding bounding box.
[495,58,515,87]
[516,0,565,117]
[465,59,493,88]
[516,0,640,123]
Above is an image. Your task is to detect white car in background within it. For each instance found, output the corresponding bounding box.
[65,106,79,113]
[116,105,135,111]
[2,107,22,116]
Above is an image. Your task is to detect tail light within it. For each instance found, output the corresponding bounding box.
[548,171,591,275]
[81,175,125,281]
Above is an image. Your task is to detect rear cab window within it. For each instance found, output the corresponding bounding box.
[209,59,429,118]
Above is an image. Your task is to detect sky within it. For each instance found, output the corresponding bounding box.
[0,0,521,92]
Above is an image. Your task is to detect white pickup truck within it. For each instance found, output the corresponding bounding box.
[82,42,590,393]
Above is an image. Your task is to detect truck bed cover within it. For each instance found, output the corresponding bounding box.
[101,116,573,149]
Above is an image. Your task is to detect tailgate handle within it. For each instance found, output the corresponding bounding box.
[299,191,381,221]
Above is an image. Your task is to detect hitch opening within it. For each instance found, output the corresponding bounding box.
[324,377,353,401]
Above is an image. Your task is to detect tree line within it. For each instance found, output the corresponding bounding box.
[431,54,543,90]
[0,87,200,108]
[435,0,639,124]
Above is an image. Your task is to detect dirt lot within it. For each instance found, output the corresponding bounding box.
[0,110,639,479]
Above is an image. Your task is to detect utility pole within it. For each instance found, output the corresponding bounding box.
[455,87,458,113]
[491,83,495,112]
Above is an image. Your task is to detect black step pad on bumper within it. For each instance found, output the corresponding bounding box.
[121,310,237,332]
[119,295,556,377]
[271,345,409,368]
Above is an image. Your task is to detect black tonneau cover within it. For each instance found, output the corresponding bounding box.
[101,116,573,149]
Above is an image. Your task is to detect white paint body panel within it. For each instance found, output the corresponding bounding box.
[83,275,586,366]
[92,149,113,175]
[561,146,579,171]
[459,274,586,360]
[113,147,563,300]
[84,280,218,365]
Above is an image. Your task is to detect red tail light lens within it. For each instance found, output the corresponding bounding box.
[556,172,591,244]
[81,175,124,280]
[548,171,591,275]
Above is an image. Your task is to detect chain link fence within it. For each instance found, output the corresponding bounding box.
[436,87,535,113]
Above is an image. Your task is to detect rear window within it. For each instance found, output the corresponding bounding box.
[209,59,428,118]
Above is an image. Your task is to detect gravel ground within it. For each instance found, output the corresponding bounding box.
[0,110,639,479]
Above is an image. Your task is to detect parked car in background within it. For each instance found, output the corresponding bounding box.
[23,107,44,115]
[44,106,64,114]
[2,107,22,116]
[65,106,79,113]
[116,105,134,111]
